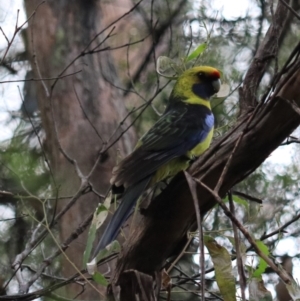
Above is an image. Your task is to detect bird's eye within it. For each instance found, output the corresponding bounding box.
[197,72,205,78]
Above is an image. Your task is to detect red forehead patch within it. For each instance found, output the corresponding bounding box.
[211,69,221,79]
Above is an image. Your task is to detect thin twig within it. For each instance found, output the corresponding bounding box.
[260,212,300,240]
[184,171,205,301]
[29,7,49,98]
[279,0,300,21]
[166,237,193,274]
[0,70,82,84]
[232,190,263,204]
[228,191,246,301]
[73,84,104,143]
[17,86,57,190]
[0,26,9,44]
[214,131,244,193]
[213,95,266,192]
[282,97,300,117]
[27,212,104,296]
[11,224,42,294]
[102,82,169,153]
[195,179,293,284]
[176,210,300,288]
[0,2,45,64]
[50,0,144,93]
[84,0,143,51]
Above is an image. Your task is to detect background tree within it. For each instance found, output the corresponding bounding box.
[0,0,300,300]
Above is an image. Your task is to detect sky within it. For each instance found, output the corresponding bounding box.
[0,0,28,283]
[0,0,26,141]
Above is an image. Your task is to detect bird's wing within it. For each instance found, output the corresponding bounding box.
[111,102,214,187]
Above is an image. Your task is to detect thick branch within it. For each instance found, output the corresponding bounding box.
[240,0,289,113]
[113,65,300,294]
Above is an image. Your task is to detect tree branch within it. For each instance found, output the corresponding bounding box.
[240,0,289,113]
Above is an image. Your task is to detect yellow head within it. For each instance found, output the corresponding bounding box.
[171,66,221,102]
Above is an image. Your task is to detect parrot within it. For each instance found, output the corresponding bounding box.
[93,66,221,257]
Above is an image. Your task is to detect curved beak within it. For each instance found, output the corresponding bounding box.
[212,79,221,93]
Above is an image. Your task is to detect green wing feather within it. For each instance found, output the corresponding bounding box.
[111,102,213,188]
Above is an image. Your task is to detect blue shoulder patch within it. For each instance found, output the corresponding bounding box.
[205,112,214,130]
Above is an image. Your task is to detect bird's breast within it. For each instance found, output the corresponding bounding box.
[187,127,214,157]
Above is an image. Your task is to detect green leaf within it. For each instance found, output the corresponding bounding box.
[249,276,273,301]
[92,271,108,286]
[232,195,248,207]
[223,195,248,209]
[186,43,207,62]
[204,236,237,301]
[83,223,97,267]
[94,192,111,229]
[96,240,121,262]
[156,56,182,79]
[252,241,270,278]
[83,192,111,266]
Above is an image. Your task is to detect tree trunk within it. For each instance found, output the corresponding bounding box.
[24,1,136,298]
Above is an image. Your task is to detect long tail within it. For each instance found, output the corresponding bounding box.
[92,176,151,257]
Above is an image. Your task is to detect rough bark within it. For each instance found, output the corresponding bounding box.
[24,1,136,298]
[240,0,289,113]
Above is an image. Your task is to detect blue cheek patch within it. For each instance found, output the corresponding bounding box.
[192,83,214,99]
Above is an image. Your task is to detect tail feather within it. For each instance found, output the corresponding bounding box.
[92,176,151,257]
